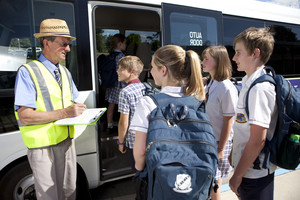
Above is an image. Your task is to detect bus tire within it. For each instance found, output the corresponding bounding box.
[0,160,36,200]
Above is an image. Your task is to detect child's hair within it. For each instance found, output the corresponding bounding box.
[233,27,274,64]
[111,33,126,49]
[152,45,205,101]
[118,56,144,76]
[201,46,232,82]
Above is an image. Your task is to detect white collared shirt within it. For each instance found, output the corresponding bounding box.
[205,79,238,141]
[232,67,278,178]
[129,86,184,133]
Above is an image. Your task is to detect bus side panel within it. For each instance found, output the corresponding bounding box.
[0,132,27,171]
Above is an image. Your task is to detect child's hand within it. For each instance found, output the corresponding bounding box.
[118,144,126,154]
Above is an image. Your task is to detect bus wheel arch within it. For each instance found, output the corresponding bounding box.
[0,158,35,200]
[0,158,91,200]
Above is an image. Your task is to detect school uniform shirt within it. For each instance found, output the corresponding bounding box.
[118,81,146,149]
[129,86,184,134]
[205,79,238,141]
[232,67,278,179]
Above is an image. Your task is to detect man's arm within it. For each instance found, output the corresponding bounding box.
[17,103,86,125]
[118,113,129,154]
[229,124,267,195]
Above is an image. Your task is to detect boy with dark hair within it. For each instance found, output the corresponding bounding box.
[229,27,278,200]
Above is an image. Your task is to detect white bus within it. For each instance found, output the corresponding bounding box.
[0,0,300,199]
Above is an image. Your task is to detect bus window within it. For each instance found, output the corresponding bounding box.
[0,0,78,134]
[162,3,222,55]
[223,16,265,78]
[268,24,300,76]
[125,30,160,82]
[223,15,300,79]
[96,29,120,56]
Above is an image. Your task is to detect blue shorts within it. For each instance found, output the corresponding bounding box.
[238,172,274,200]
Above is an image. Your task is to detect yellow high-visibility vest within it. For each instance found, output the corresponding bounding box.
[15,60,75,149]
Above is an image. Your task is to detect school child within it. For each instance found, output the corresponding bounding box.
[202,46,238,200]
[105,34,127,133]
[129,44,205,176]
[117,56,146,172]
[229,27,278,200]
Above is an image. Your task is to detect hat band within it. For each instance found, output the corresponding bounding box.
[41,32,71,36]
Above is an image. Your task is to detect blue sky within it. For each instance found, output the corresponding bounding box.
[257,0,300,8]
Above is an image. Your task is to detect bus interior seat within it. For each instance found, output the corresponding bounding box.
[126,43,136,56]
[136,42,152,82]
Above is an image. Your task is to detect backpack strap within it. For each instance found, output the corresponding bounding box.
[142,82,160,96]
[149,93,204,112]
[245,67,276,118]
[245,66,276,169]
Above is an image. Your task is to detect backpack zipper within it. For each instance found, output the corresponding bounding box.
[149,117,212,127]
[146,139,217,152]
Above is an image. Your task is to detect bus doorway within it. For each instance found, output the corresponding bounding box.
[92,2,161,181]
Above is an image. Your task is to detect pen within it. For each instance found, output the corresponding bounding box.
[71,100,78,104]
[93,111,102,120]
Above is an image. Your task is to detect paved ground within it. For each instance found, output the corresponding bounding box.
[221,168,300,200]
[91,168,300,200]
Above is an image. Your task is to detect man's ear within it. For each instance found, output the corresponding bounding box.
[44,39,50,50]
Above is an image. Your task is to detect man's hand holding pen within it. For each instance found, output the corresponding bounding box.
[65,101,86,118]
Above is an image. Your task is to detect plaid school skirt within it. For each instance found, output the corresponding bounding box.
[215,139,233,180]
[105,82,126,104]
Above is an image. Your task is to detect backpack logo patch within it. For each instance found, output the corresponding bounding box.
[236,113,247,123]
[173,174,192,193]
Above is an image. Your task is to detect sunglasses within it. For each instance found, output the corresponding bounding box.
[54,40,72,48]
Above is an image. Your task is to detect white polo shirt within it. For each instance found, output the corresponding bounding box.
[129,86,184,133]
[232,67,278,179]
[205,79,238,141]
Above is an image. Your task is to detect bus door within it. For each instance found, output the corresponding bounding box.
[161,3,223,55]
[89,2,160,182]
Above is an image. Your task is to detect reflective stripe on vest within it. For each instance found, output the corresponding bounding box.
[15,60,75,149]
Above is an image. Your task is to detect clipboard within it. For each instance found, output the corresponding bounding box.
[54,108,107,125]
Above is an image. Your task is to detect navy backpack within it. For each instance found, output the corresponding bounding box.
[97,52,120,88]
[245,66,300,170]
[145,93,218,200]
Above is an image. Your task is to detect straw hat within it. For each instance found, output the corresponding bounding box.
[34,19,76,40]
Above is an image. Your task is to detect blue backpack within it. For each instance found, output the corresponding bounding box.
[145,93,218,200]
[142,82,160,95]
[97,52,120,88]
[245,66,300,170]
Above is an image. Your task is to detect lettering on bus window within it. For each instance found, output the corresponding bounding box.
[170,12,218,47]
[189,31,203,46]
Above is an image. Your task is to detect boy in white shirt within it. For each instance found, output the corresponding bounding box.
[229,27,278,200]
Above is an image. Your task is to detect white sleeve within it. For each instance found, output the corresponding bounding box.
[221,85,238,117]
[248,82,276,128]
[129,96,156,133]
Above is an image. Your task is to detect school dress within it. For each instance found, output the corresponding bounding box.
[205,79,238,180]
[105,49,126,104]
[232,68,278,199]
